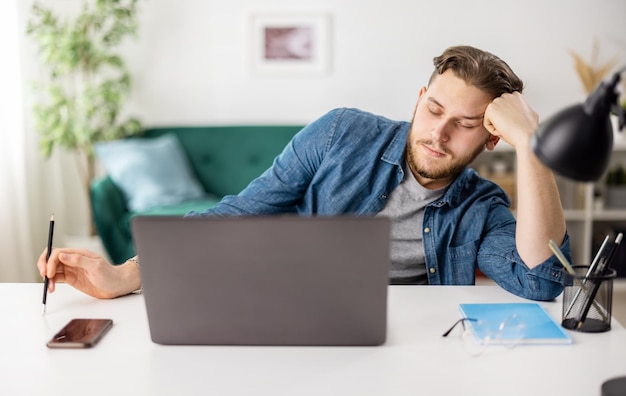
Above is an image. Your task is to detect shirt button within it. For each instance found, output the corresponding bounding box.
[429,268,436,274]
[424,227,431,233]
[381,193,388,199]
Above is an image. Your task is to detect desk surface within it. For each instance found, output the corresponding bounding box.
[2,284,625,396]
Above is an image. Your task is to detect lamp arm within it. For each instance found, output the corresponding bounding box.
[584,66,625,133]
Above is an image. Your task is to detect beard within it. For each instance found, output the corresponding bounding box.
[406,136,489,181]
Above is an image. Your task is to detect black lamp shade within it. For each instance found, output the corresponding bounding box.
[531,103,613,181]
[531,71,623,182]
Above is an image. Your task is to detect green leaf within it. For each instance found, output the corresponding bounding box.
[27,0,142,164]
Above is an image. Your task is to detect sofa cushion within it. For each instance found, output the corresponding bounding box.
[95,134,208,212]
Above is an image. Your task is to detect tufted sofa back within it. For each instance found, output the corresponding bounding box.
[144,125,303,197]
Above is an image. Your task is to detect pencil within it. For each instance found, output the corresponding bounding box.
[548,240,575,275]
[42,214,55,315]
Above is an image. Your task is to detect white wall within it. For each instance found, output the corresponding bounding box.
[17,0,626,237]
[120,0,626,125]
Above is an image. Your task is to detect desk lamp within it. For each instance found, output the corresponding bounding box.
[530,67,626,395]
[531,67,626,181]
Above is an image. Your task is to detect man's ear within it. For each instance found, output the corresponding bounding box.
[485,135,500,151]
[412,86,428,116]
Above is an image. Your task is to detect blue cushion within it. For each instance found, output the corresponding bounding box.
[95,134,207,212]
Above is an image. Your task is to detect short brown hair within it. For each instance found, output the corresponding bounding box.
[429,45,524,97]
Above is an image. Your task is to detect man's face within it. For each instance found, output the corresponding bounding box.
[407,69,499,189]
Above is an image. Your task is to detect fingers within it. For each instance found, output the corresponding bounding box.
[47,277,56,293]
[55,249,104,272]
[484,92,538,148]
[38,247,96,279]
[483,117,497,135]
[37,246,58,278]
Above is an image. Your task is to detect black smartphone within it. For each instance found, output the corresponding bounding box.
[46,318,113,348]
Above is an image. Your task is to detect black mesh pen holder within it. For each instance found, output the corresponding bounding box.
[561,265,617,333]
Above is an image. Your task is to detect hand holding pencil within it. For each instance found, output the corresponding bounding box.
[42,214,55,314]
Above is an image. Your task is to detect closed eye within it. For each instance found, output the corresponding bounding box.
[428,106,443,117]
[456,121,480,129]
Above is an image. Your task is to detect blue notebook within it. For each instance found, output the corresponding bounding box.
[459,303,573,345]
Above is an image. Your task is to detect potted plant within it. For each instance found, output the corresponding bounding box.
[570,40,625,137]
[569,39,617,96]
[27,0,143,234]
[605,165,626,209]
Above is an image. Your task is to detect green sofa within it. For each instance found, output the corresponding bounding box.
[90,125,304,264]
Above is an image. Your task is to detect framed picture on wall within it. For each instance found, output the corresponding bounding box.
[250,13,331,76]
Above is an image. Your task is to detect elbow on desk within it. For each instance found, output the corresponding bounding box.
[499,276,564,301]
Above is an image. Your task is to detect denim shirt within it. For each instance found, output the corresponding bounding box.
[198,108,570,301]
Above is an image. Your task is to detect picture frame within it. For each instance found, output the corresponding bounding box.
[250,13,331,76]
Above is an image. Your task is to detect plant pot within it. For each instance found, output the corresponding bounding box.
[605,187,626,209]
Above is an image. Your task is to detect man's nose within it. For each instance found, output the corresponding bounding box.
[431,119,451,142]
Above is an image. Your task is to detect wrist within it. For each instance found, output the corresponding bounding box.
[124,256,142,295]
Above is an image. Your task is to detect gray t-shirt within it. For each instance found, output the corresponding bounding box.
[377,162,446,284]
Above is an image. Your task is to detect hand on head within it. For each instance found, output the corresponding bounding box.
[483,92,539,149]
[37,248,141,299]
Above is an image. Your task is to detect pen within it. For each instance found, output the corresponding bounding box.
[42,214,55,315]
[574,233,622,328]
[595,233,623,276]
[588,235,611,277]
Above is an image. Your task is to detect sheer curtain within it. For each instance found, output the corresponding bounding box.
[0,1,40,282]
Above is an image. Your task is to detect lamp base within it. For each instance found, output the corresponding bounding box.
[602,376,626,396]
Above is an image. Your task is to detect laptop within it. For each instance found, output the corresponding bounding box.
[130,215,391,346]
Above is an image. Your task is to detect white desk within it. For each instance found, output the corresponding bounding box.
[2,284,625,396]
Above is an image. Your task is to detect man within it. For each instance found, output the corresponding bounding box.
[38,45,570,301]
